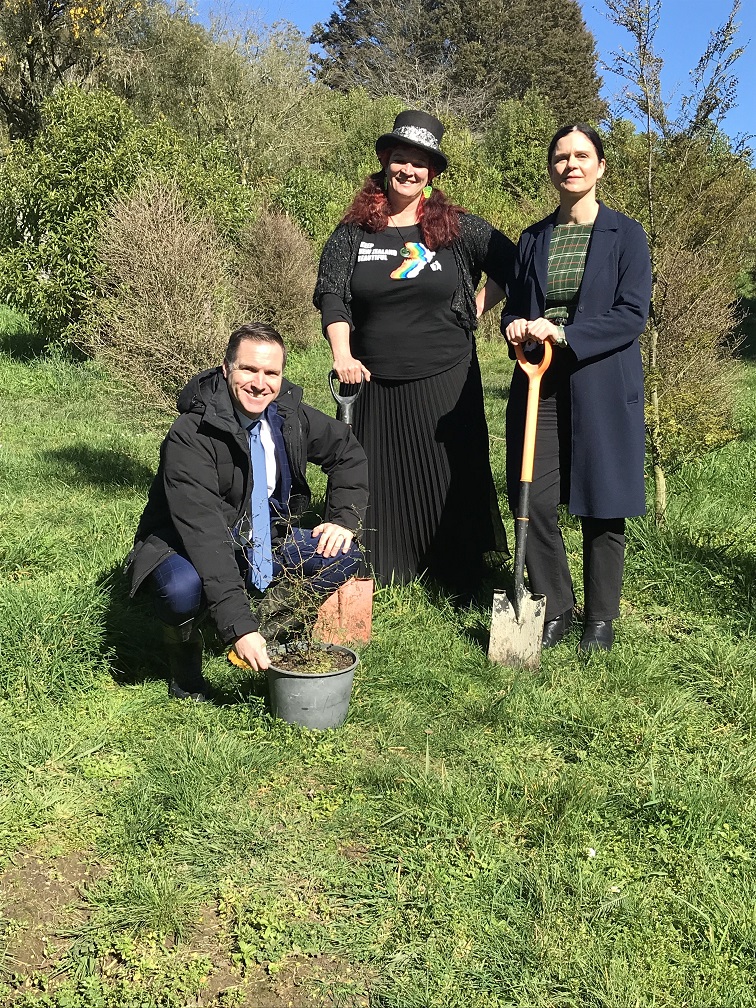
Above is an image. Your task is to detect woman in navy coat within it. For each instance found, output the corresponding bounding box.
[501,123,652,652]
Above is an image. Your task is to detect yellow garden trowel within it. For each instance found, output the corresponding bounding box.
[488,339,552,669]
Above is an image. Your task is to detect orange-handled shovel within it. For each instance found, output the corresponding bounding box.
[488,339,552,669]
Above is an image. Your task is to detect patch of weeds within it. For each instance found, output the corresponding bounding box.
[10,937,216,1007]
[220,880,331,976]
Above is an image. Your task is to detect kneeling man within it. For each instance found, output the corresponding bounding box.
[126,322,368,700]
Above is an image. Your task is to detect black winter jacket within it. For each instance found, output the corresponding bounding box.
[126,368,369,643]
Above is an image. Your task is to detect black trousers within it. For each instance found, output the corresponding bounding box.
[507,353,625,622]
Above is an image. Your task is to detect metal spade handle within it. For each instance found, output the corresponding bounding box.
[328,370,365,426]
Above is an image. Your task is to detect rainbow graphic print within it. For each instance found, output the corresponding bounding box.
[390,242,436,279]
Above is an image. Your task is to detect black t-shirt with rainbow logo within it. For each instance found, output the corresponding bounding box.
[348,225,466,380]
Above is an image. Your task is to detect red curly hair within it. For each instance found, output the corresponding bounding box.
[341,172,465,251]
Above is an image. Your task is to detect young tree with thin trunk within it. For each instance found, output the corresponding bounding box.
[602,0,754,525]
[0,0,146,140]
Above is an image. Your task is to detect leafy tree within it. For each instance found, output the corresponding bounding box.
[602,0,755,523]
[0,0,147,139]
[0,86,250,344]
[483,89,558,212]
[311,0,606,126]
[114,10,334,186]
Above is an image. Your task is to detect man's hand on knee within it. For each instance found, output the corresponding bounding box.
[233,631,270,670]
[311,523,354,558]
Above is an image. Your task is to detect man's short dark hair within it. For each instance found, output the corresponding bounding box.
[225,322,287,369]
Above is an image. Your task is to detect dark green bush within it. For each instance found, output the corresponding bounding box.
[0,86,251,348]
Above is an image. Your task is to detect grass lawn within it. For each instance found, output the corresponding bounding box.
[1,305,756,1007]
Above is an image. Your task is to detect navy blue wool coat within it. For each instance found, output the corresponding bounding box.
[501,202,652,519]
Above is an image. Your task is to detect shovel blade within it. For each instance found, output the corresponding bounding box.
[488,590,546,669]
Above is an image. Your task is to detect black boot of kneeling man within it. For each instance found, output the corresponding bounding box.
[164,619,209,701]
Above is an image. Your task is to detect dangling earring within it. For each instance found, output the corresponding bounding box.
[383,173,389,194]
[423,185,433,198]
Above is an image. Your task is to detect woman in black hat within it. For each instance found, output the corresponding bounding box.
[314,110,515,597]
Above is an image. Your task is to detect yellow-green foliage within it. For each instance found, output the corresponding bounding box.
[0,86,251,346]
[0,0,148,139]
[438,117,523,240]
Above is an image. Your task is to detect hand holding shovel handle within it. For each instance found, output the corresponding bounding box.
[328,370,364,426]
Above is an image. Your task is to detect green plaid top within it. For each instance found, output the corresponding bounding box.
[545,223,594,325]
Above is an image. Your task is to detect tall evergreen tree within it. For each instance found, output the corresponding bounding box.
[310,0,606,126]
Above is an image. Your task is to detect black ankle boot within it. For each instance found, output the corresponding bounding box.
[164,620,208,700]
[542,608,573,648]
[579,620,614,653]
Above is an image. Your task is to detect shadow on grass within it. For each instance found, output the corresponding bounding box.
[628,524,756,630]
[410,559,513,652]
[483,385,511,402]
[737,299,756,361]
[97,564,267,706]
[45,444,155,489]
[0,321,46,360]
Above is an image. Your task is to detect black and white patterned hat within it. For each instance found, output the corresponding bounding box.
[375,110,448,173]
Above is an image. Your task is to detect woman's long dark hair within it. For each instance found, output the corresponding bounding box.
[341,172,465,251]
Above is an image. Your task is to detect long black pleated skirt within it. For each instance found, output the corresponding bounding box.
[350,350,507,594]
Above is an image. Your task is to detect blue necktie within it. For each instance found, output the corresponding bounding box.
[247,421,273,590]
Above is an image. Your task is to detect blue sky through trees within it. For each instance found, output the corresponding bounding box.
[199,0,754,142]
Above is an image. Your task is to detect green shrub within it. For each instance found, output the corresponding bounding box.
[275,93,525,251]
[483,90,557,215]
[441,117,523,238]
[0,86,251,348]
[318,89,404,181]
[0,88,158,343]
[273,167,358,250]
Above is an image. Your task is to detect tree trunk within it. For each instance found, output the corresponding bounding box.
[653,459,667,526]
[646,319,667,525]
